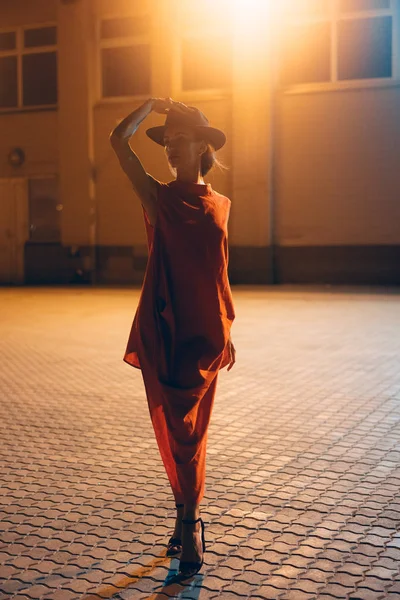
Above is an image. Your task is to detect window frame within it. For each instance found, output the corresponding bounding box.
[280,0,400,94]
[0,22,58,113]
[96,14,152,103]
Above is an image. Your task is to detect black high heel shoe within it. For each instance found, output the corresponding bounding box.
[178,517,206,580]
[166,503,183,557]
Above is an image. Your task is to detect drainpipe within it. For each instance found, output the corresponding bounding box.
[267,10,278,285]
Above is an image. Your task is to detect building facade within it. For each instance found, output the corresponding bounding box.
[1,0,399,285]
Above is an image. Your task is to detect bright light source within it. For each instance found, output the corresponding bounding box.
[233,0,271,26]
[181,0,271,36]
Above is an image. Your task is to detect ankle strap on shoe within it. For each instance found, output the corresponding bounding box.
[182,517,201,524]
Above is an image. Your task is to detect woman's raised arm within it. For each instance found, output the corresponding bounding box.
[110,98,172,226]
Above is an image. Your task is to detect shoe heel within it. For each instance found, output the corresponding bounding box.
[199,517,205,552]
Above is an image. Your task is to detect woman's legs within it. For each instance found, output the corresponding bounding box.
[172,504,184,539]
[163,373,218,506]
[141,359,218,559]
[180,502,203,564]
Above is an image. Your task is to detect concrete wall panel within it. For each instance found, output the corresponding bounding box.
[276,86,400,246]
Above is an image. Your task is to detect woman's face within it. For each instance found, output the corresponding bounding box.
[163,124,206,171]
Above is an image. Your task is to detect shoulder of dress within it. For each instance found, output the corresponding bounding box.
[211,190,231,204]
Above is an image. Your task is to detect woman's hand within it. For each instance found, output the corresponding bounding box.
[150,97,194,116]
[227,336,236,371]
[150,97,175,114]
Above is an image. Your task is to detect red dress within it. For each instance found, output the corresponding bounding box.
[124,179,235,505]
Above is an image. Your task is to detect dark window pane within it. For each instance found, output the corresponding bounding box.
[280,22,331,85]
[23,51,58,106]
[28,178,61,243]
[339,0,390,12]
[182,37,231,90]
[101,45,150,97]
[0,55,18,107]
[338,16,392,80]
[101,16,150,38]
[0,31,16,51]
[24,26,57,48]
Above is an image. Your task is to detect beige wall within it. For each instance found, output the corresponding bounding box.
[0,0,56,27]
[2,0,400,280]
[57,0,96,247]
[0,0,267,252]
[0,111,58,178]
[0,0,58,179]
[276,85,400,246]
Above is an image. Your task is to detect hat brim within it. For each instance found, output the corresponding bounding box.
[146,125,226,151]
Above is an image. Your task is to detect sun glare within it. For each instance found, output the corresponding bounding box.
[180,0,291,41]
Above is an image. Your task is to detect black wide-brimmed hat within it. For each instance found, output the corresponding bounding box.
[146,105,226,151]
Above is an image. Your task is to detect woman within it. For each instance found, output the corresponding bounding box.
[110,97,236,580]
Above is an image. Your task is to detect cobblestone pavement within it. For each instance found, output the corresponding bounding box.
[1,285,400,600]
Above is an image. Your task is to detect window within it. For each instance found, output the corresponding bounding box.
[280,0,395,87]
[0,55,18,107]
[23,52,57,106]
[24,26,57,48]
[0,25,57,110]
[338,15,392,79]
[99,15,151,98]
[28,177,61,243]
[0,31,16,51]
[179,0,233,92]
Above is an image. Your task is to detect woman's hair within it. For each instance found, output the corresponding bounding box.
[167,141,228,179]
[201,143,227,176]
[200,144,221,177]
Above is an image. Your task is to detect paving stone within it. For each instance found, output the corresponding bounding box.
[363,565,399,580]
[357,577,392,592]
[276,589,316,600]
[348,590,387,600]
[201,575,228,592]
[272,565,304,579]
[284,555,316,570]
[301,568,330,583]
[3,287,400,600]
[220,556,252,571]
[218,580,257,596]
[385,581,400,594]
[236,570,263,585]
[252,586,287,600]
[318,582,357,596]
[337,562,369,577]
[327,572,365,588]
[0,579,26,595]
[50,592,86,600]
[21,585,51,598]
[382,548,400,561]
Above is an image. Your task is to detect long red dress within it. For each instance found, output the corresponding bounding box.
[124,179,235,505]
